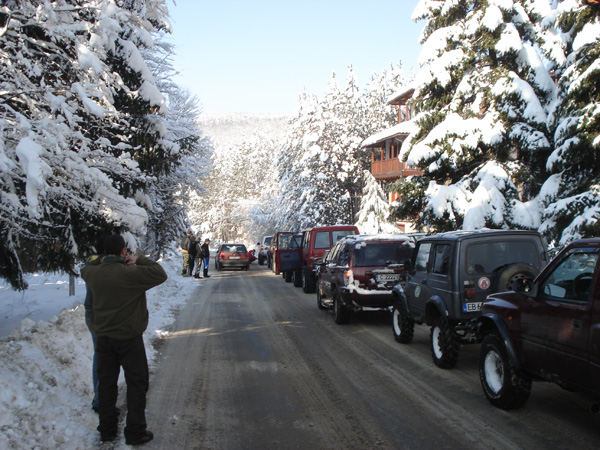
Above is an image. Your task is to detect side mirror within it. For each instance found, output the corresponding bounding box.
[314,257,324,265]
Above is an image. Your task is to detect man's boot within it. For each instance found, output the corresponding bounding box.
[204,268,210,278]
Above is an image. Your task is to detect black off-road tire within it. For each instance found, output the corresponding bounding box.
[284,271,293,282]
[333,291,349,324]
[302,269,316,293]
[258,256,264,265]
[430,316,459,369]
[479,334,532,410]
[316,287,326,310]
[495,263,539,292]
[392,302,414,344]
[293,270,302,287]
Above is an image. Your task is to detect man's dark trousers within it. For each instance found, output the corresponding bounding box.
[96,335,149,441]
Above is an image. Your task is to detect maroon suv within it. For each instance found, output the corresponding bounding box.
[476,238,600,410]
[316,235,414,324]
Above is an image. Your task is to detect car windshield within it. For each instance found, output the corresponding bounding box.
[353,243,413,267]
[222,245,246,253]
[332,229,356,242]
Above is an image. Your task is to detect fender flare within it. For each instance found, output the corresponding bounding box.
[425,295,449,325]
[391,286,409,312]
[477,314,522,371]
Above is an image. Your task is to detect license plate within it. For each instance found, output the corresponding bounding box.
[376,274,400,282]
[463,302,482,312]
[229,256,240,259]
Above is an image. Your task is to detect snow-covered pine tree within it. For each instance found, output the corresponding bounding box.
[142,37,213,258]
[278,69,371,230]
[363,62,410,137]
[278,63,412,232]
[538,1,600,245]
[194,120,284,244]
[277,90,326,230]
[0,0,173,289]
[355,170,400,234]
[398,0,555,232]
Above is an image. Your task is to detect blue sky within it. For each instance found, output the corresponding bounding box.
[167,0,423,115]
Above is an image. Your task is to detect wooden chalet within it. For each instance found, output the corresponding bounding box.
[362,87,423,232]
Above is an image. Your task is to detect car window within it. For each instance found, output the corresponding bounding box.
[414,243,432,272]
[303,231,310,249]
[224,245,246,253]
[338,244,352,266]
[264,237,272,246]
[315,231,331,249]
[465,240,540,275]
[279,234,293,249]
[326,242,341,263]
[353,243,413,267]
[540,248,598,303]
[431,244,451,275]
[290,234,302,249]
[332,229,356,243]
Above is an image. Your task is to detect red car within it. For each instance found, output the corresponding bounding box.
[316,235,414,324]
[215,243,250,271]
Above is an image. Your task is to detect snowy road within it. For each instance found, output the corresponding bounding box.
[143,265,600,449]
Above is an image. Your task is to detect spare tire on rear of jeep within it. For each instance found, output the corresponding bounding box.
[494,263,539,292]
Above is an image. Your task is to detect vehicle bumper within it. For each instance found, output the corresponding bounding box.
[219,260,249,268]
[340,288,394,309]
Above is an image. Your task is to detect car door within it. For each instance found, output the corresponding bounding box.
[405,241,433,321]
[520,246,599,389]
[319,242,342,299]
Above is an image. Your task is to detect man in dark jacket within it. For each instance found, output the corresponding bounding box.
[81,235,168,446]
[187,235,197,276]
[200,238,211,278]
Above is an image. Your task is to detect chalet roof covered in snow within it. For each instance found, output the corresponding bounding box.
[362,120,416,148]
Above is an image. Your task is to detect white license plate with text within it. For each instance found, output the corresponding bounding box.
[375,274,400,282]
[463,302,482,312]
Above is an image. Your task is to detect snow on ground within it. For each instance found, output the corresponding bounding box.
[0,251,195,449]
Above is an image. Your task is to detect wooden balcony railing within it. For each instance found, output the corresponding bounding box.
[371,159,422,179]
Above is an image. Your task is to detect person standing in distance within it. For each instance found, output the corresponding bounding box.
[187,235,197,276]
[201,238,211,278]
[81,235,168,446]
[180,230,192,276]
[193,235,203,279]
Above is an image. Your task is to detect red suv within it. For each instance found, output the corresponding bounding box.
[316,235,414,324]
[476,239,600,410]
[215,243,250,271]
[300,225,359,293]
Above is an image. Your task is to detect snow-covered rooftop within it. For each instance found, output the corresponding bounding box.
[387,86,415,105]
[362,121,417,148]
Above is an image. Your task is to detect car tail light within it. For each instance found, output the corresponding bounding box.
[464,281,475,299]
[344,269,353,284]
